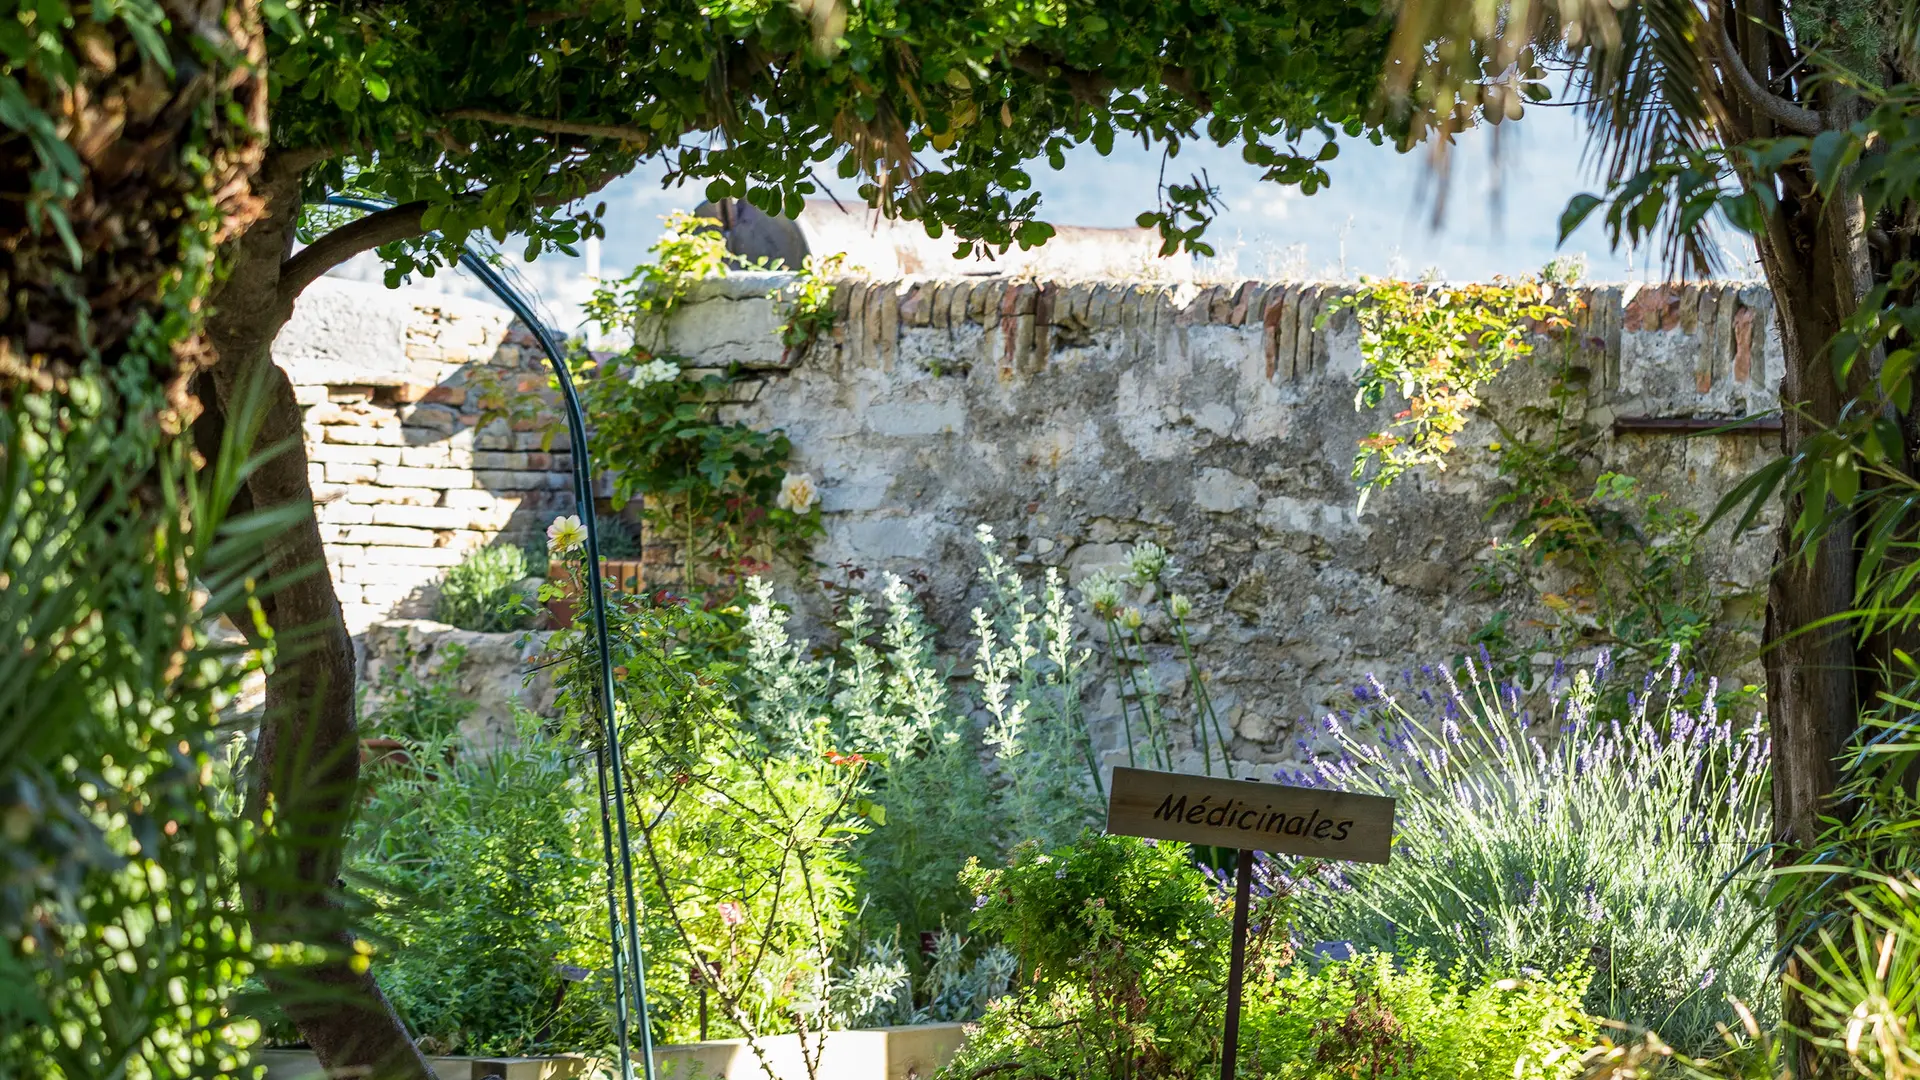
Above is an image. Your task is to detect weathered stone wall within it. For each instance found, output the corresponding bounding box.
[691,275,1779,771]
[278,280,576,633]
[280,273,1781,772]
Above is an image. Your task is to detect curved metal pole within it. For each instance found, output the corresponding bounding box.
[321,197,657,1079]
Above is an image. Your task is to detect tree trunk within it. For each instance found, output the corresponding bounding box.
[1753,116,1881,1080]
[1761,189,1873,852]
[205,157,435,1080]
[1,0,264,403]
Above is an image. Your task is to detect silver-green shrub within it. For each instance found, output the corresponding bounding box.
[739,526,1102,939]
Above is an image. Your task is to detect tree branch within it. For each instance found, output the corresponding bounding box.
[1007,47,1208,112]
[1711,15,1820,136]
[1009,48,1116,105]
[447,108,653,146]
[275,170,618,308]
[275,201,430,305]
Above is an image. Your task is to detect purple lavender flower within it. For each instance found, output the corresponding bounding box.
[1366,672,1394,708]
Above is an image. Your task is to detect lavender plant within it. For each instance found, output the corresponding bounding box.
[1279,652,1773,1055]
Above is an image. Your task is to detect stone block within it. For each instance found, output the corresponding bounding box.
[368,504,483,531]
[311,442,400,466]
[325,461,380,485]
[398,445,452,469]
[473,469,565,491]
[400,403,460,433]
[323,424,406,447]
[356,545,469,567]
[339,525,439,547]
[867,401,966,437]
[442,489,513,510]
[317,501,374,525]
[341,485,440,506]
[514,431,567,451]
[1194,468,1259,513]
[375,465,460,489]
[473,450,532,471]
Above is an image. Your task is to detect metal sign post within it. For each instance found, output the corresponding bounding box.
[1105,767,1396,1080]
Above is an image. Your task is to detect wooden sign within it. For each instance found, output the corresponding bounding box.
[1106,766,1395,863]
[1104,766,1396,1080]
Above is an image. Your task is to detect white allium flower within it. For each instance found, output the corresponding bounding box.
[776,472,819,514]
[1168,593,1193,619]
[1082,571,1123,620]
[546,514,586,555]
[1118,606,1144,631]
[626,356,681,389]
[1126,540,1169,585]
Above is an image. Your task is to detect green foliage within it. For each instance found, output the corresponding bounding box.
[949,833,1239,1080]
[963,833,1227,993]
[584,211,775,342]
[771,252,850,359]
[742,574,994,939]
[967,527,1105,850]
[1241,954,1593,1080]
[483,213,822,603]
[0,371,293,1078]
[346,713,613,1057]
[1286,654,1773,1055]
[1476,358,1738,677]
[738,526,1102,942]
[273,2,1401,275]
[545,590,872,1045]
[357,635,476,745]
[1334,267,1742,675]
[947,835,1590,1080]
[1326,272,1573,508]
[1081,540,1235,778]
[832,929,1018,1028]
[433,544,540,632]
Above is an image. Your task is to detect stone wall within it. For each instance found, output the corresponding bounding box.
[281,273,1781,772]
[279,280,576,632]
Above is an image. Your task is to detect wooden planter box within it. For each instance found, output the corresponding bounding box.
[544,558,645,629]
[653,1022,968,1080]
[255,1049,588,1080]
[256,1022,967,1080]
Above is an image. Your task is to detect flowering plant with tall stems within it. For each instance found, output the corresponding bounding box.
[1274,650,1773,1055]
[1082,541,1236,777]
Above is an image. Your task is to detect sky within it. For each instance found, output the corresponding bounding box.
[330,98,1760,332]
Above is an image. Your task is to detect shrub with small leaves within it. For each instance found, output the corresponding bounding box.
[1241,954,1593,1080]
[433,544,539,632]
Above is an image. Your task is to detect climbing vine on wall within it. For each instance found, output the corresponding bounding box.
[1332,264,1749,679]
[473,213,826,602]
[1323,270,1574,508]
